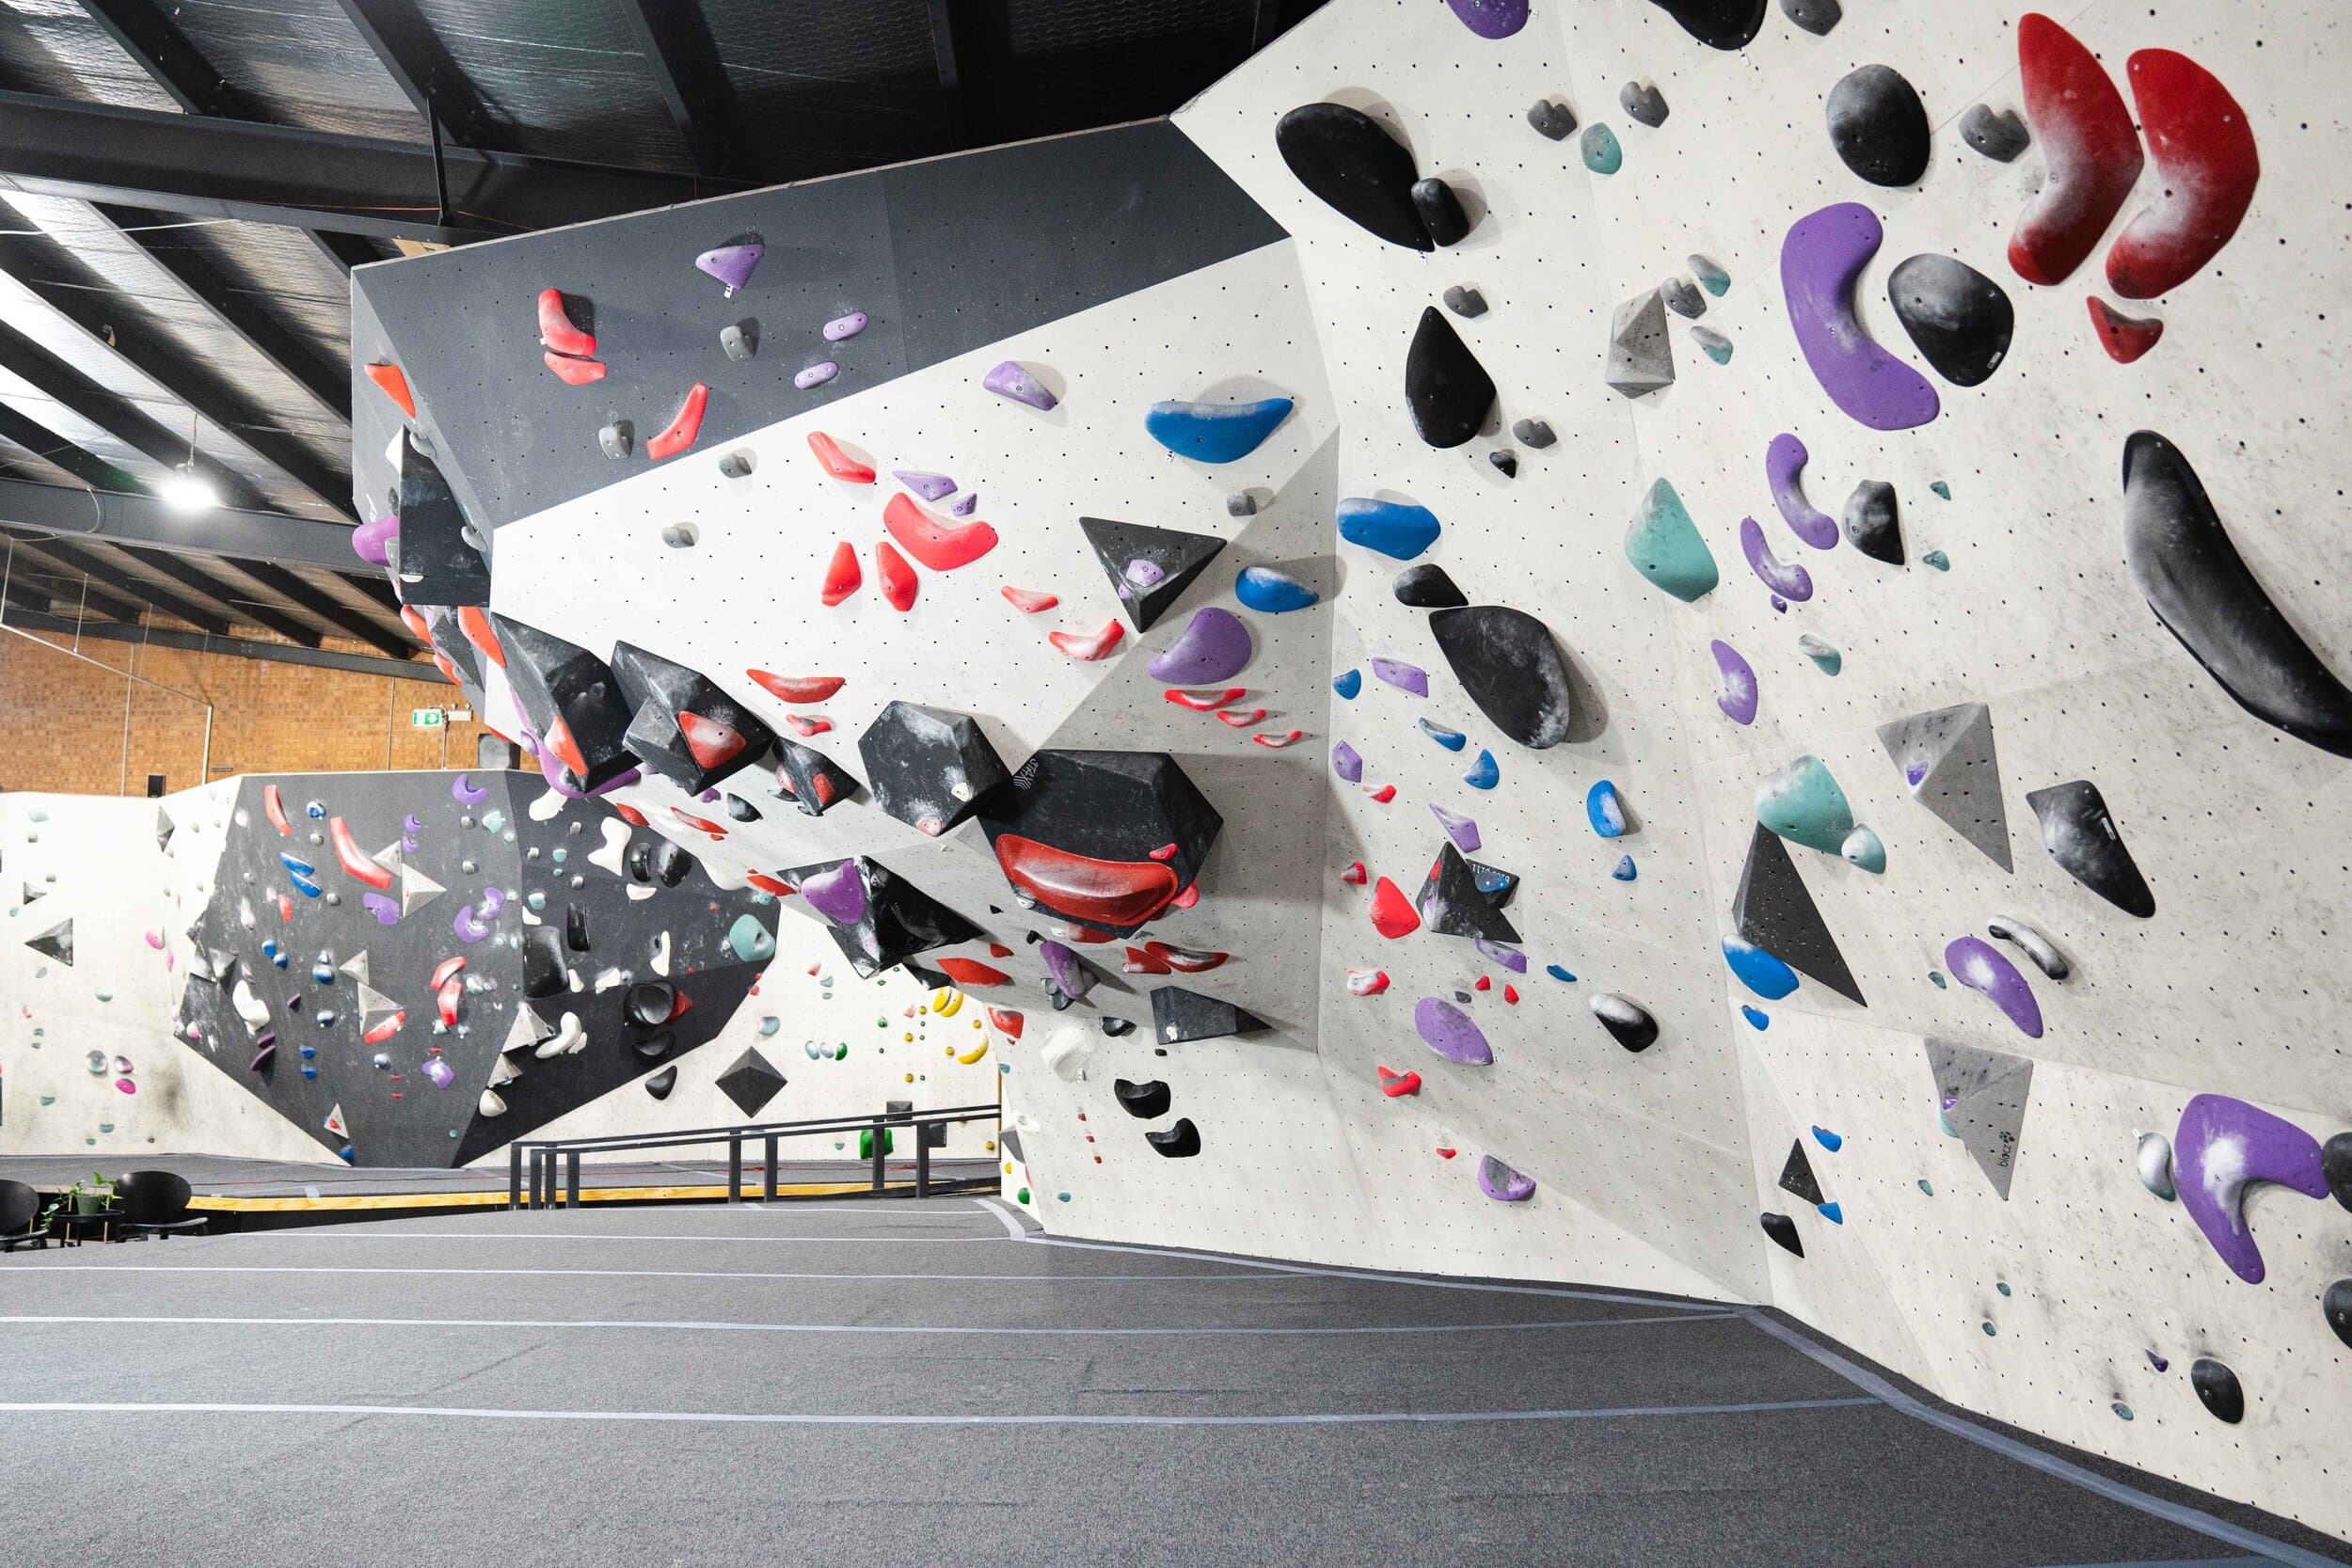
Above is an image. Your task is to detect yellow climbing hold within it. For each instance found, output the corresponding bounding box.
[955,1039,990,1065]
[928,987,965,1017]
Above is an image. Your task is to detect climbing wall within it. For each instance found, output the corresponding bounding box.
[344,0,2352,1537]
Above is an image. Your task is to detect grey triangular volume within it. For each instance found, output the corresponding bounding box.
[1877,702,2011,871]
[1777,1139,1824,1206]
[1924,1037,2033,1199]
[1733,823,1865,1005]
[25,917,72,966]
[154,809,175,852]
[1078,517,1227,632]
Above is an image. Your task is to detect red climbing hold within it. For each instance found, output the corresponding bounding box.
[328,816,392,890]
[1435,1147,1457,1160]
[1144,941,1228,973]
[542,351,607,386]
[669,807,727,839]
[2106,49,2259,299]
[1122,945,1173,975]
[542,717,589,779]
[676,710,749,772]
[536,289,596,357]
[807,432,876,483]
[993,834,1181,928]
[1369,876,1421,938]
[1341,862,1366,885]
[398,606,431,641]
[1049,620,1125,661]
[820,542,862,607]
[2087,296,2165,362]
[875,540,918,611]
[1001,586,1058,613]
[431,956,467,989]
[936,957,1011,987]
[747,672,844,704]
[1473,974,1491,991]
[988,943,1013,958]
[647,383,708,461]
[1347,968,1391,996]
[1148,844,1179,863]
[612,802,648,827]
[1061,925,1117,944]
[1164,689,1246,711]
[986,1007,1025,1038]
[432,654,461,687]
[783,715,831,737]
[1214,707,1266,726]
[2009,14,2143,287]
[1168,883,1201,911]
[746,871,795,896]
[1378,1066,1422,1098]
[1366,784,1397,803]
[363,361,417,419]
[262,784,291,837]
[1503,983,1520,1005]
[457,606,504,667]
[882,491,998,571]
[1250,730,1306,749]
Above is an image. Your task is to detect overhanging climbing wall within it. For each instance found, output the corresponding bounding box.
[346,0,2352,1538]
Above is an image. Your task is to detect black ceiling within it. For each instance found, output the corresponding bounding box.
[0,0,1318,670]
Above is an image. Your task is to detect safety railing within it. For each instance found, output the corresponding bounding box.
[506,1101,1001,1211]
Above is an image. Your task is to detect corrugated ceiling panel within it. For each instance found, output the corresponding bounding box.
[168,0,426,138]
[410,0,692,173]
[0,0,180,109]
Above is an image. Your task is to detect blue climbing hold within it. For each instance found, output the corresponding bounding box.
[1817,1201,1844,1224]
[279,853,315,877]
[1463,749,1499,789]
[1812,1126,1843,1151]
[1611,854,1637,881]
[1723,936,1799,1000]
[1418,718,1468,751]
[290,873,324,898]
[1930,480,1951,499]
[1338,497,1441,560]
[1586,780,1628,837]
[1145,397,1294,463]
[1333,668,1362,699]
[1741,1006,1770,1029]
[1234,564,1320,613]
[1546,963,1578,983]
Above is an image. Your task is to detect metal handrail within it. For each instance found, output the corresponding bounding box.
[507,1101,1001,1211]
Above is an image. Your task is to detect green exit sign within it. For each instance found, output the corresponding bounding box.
[410,708,444,729]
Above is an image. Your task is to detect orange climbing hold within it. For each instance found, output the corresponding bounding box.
[747,672,844,704]
[647,383,708,461]
[457,606,504,667]
[875,540,918,611]
[807,432,875,483]
[542,351,607,385]
[994,834,1181,928]
[363,361,417,419]
[1049,620,1125,661]
[536,289,596,357]
[882,491,998,571]
[819,542,862,607]
[1369,876,1420,938]
[1001,586,1058,613]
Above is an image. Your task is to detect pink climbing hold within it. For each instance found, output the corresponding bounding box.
[1001,586,1059,614]
[807,432,875,483]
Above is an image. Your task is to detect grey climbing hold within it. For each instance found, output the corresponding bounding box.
[2137,1132,2178,1201]
[1826,64,1931,187]
[1925,1038,2034,1199]
[1690,326,1733,364]
[1606,288,1675,399]
[1878,703,2011,870]
[1528,99,1577,140]
[1591,992,1658,1052]
[1442,284,1487,319]
[2189,1358,2244,1424]
[1411,179,1471,248]
[1661,277,1706,319]
[1226,494,1261,520]
[1690,255,1731,296]
[1887,254,2013,387]
[1959,103,2028,163]
[1842,480,1903,564]
[1733,824,1865,1005]
[1511,418,1555,449]
[1987,914,2068,981]
[1760,1212,1804,1257]
[1619,81,1668,128]
[1406,307,1498,447]
[720,319,758,360]
[1779,0,1840,34]
[1394,563,1468,609]
[2024,782,2154,918]
[598,420,632,460]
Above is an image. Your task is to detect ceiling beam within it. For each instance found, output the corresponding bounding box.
[326,0,490,144]
[1,539,143,622]
[0,90,725,243]
[0,575,46,614]
[0,317,265,509]
[928,0,995,144]
[615,0,746,177]
[74,0,254,119]
[3,605,427,677]
[233,559,413,658]
[336,570,398,610]
[4,531,227,633]
[113,543,323,646]
[0,476,362,570]
[0,404,144,494]
[303,229,385,277]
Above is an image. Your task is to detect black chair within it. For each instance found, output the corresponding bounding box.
[0,1179,49,1252]
[118,1171,208,1240]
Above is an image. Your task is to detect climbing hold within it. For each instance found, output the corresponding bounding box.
[1945,936,2044,1037]
[1817,1202,1844,1225]
[1587,781,1628,838]
[1527,99,1576,140]
[1625,479,1718,601]
[1690,326,1733,365]
[874,541,918,611]
[1760,1212,1804,1257]
[720,320,757,360]
[1115,1078,1172,1119]
[1377,1066,1421,1097]
[1234,565,1319,613]
[824,310,868,341]
[1839,826,1883,873]
[1418,845,1519,943]
[1960,103,2028,162]
[1416,997,1494,1066]
[857,701,1009,838]
[363,361,417,419]
[695,240,762,295]
[1463,750,1499,790]
[2124,432,2352,757]
[2189,1358,2245,1424]
[1393,563,1467,610]
[1371,876,1422,939]
[1740,516,1814,602]
[1411,179,1471,247]
[1349,969,1391,996]
[1711,641,1757,726]
[1887,255,2014,387]
[1147,608,1253,686]
[1144,1117,1206,1158]
[535,288,595,358]
[1922,550,1949,571]
[2326,1281,2352,1349]
[894,471,957,502]
[1756,755,1855,857]
[1605,288,1675,399]
[1799,634,1841,676]
[1779,1142,1825,1208]
[1442,284,1487,319]
[2325,1132,2352,1212]
[1581,123,1622,175]
[2025,779,2154,919]
[1151,987,1263,1043]
[1331,741,1364,783]
[1765,436,1838,549]
[1512,418,1555,450]
[2137,1132,2178,1201]
[1987,914,2068,981]
[2010,14,2144,286]
[1619,81,1668,128]
[1420,719,1467,751]
[982,360,1057,411]
[1428,606,1574,749]
[1780,0,1838,33]
[1825,65,1931,186]
[2175,1093,2330,1283]
[805,432,873,483]
[1661,277,1705,320]
[1724,936,1799,1001]
[1734,823,1866,1004]
[1048,621,1126,661]
[1878,703,2011,869]
[1488,451,1517,480]
[1610,855,1636,881]
[1406,307,1497,447]
[1081,516,1228,630]
[2087,297,2164,363]
[2107,50,2259,299]
[1591,993,1658,1052]
[597,420,632,460]
[1782,203,1940,431]
[1648,0,1764,48]
[1338,498,1441,560]
[1275,102,1432,250]
[1839,480,1903,565]
[1372,657,1428,697]
[1145,397,1295,463]
[794,362,839,389]
[883,492,997,571]
[646,383,708,461]
[1478,1156,1536,1202]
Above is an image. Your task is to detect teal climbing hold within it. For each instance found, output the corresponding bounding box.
[725,913,775,962]
[1755,754,1855,854]
[2112,1403,2135,1421]
[1334,668,1362,699]
[1581,123,1622,174]
[1981,1321,1997,1337]
[1923,549,1950,571]
[1611,854,1636,881]
[1690,255,1731,295]
[1464,749,1499,789]
[1917,1179,1934,1196]
[1930,480,1951,499]
[1741,1006,1770,1029]
[1624,478,1718,602]
[1692,327,1734,365]
[1840,825,1885,873]
[1799,634,1842,675]
[1995,1281,2011,1296]
[1929,971,1947,989]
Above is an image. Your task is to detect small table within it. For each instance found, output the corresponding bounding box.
[53,1208,123,1246]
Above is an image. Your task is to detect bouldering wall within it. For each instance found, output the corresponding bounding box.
[348,0,2352,1537]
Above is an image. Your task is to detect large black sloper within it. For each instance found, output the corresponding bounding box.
[491,614,638,790]
[977,750,1222,938]
[1406,307,1497,448]
[857,702,1011,837]
[1275,102,1432,251]
[1428,606,1574,749]
[1886,255,2013,387]
[609,641,775,795]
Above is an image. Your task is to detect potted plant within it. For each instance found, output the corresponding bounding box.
[40,1172,118,1227]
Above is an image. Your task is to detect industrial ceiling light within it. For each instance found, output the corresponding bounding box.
[161,412,217,514]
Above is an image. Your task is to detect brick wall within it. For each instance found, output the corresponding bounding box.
[0,626,510,796]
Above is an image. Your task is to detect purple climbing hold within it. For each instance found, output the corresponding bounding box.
[952,493,977,516]
[362,893,400,926]
[894,471,957,501]
[1740,516,1815,601]
[1767,435,1840,549]
[1415,996,1495,1065]
[1371,657,1430,697]
[823,311,868,341]
[1944,935,2043,1037]
[1446,0,1529,38]
[794,362,839,389]
[1781,203,1941,432]
[1041,938,1095,1002]
[800,860,868,927]
[453,902,493,943]
[695,241,762,295]
[2174,1093,2329,1284]
[352,514,397,567]
[983,360,1057,411]
[1473,934,1528,973]
[1711,640,1758,725]
[1478,1155,1537,1201]
[1331,741,1364,784]
[452,773,488,807]
[1429,802,1481,853]
[1146,608,1254,685]
[421,1055,455,1088]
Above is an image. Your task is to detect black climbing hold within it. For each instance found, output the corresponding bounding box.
[648,839,694,887]
[24,918,72,966]
[1146,1118,1202,1158]
[2327,1279,2352,1349]
[1619,81,1669,128]
[1511,418,1555,450]
[1661,277,1706,319]
[1411,178,1471,247]
[1887,255,2013,387]
[1442,284,1487,319]
[715,1047,786,1117]
[631,1028,674,1061]
[1079,516,1228,632]
[1101,1016,1136,1037]
[1417,843,1523,943]
[772,736,860,818]
[2122,432,2352,758]
[2322,1131,2352,1212]
[390,433,490,606]
[644,1065,676,1100]
[2188,1358,2244,1424]
[1960,103,2028,162]
[1778,1139,1825,1206]
[564,904,589,952]
[857,701,1011,837]
[1274,102,1431,251]
[1115,1078,1173,1119]
[1760,1212,1804,1257]
[1527,99,1577,140]
[1825,65,1931,187]
[609,641,775,795]
[1151,985,1264,1044]
[492,614,638,791]
[1648,0,1766,50]
[723,794,759,822]
[977,750,1222,937]
[1592,993,1659,1053]
[1405,306,1497,449]
[623,980,675,1028]
[521,926,566,998]
[1428,605,1573,749]
[1779,0,1839,35]
[2023,780,2153,918]
[423,608,484,692]
[1394,563,1469,610]
[1842,480,1904,564]
[1733,823,1866,1005]
[783,855,979,978]
[1489,451,1518,479]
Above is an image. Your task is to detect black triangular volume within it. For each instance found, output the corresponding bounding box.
[389,433,491,606]
[1079,517,1228,632]
[1415,843,1522,943]
[1732,823,1866,1006]
[1150,985,1264,1044]
[1777,1140,1824,1206]
[490,613,638,790]
[609,641,776,795]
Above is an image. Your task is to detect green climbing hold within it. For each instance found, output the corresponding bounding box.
[1016,1188,1030,1204]
[1981,1321,1996,1336]
[2111,1402,2134,1421]
[1799,634,1841,675]
[725,913,775,963]
[1625,478,1718,601]
[1922,550,1950,571]
[1755,755,1855,855]
[1929,971,1947,988]
[858,1128,897,1160]
[1581,123,1622,174]
[1929,481,1951,499]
